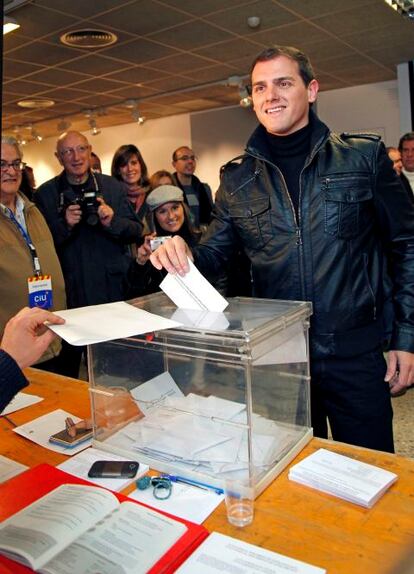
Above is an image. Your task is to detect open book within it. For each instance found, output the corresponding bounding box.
[0,464,208,574]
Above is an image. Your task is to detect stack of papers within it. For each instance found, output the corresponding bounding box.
[288,448,398,508]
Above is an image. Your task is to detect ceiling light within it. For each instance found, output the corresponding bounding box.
[239,86,252,108]
[384,0,414,19]
[126,100,145,124]
[3,15,20,35]
[88,118,101,136]
[60,29,118,48]
[17,98,55,109]
[31,127,43,142]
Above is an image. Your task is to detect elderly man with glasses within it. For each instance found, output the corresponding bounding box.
[35,131,142,377]
[0,135,66,370]
[172,146,213,230]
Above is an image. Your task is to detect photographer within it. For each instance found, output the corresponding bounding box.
[35,131,142,376]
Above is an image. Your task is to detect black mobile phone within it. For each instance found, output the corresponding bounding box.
[87,460,140,479]
[49,427,93,448]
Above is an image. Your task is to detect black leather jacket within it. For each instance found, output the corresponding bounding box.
[195,113,414,358]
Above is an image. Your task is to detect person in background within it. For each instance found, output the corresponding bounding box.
[35,131,142,377]
[0,307,65,412]
[151,45,414,454]
[399,132,414,196]
[386,146,403,176]
[90,151,102,173]
[1,135,66,371]
[149,170,174,189]
[128,185,201,297]
[20,165,36,201]
[172,146,213,230]
[111,144,151,222]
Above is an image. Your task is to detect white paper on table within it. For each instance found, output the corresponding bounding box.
[12,409,92,455]
[175,532,326,574]
[49,301,182,346]
[1,392,43,416]
[57,447,149,492]
[160,258,228,312]
[130,371,184,415]
[129,480,224,525]
[0,455,28,484]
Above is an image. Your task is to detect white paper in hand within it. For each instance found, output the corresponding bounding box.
[49,301,182,346]
[160,258,228,312]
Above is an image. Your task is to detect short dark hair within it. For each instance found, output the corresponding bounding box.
[399,132,414,151]
[172,146,192,162]
[249,46,315,89]
[111,144,149,187]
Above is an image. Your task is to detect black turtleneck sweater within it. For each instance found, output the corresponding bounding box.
[266,122,312,219]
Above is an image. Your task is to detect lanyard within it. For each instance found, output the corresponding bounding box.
[6,208,42,276]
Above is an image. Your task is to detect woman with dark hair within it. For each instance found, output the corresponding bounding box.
[111,144,150,221]
[127,185,201,297]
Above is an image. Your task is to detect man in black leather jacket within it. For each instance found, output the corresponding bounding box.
[151,46,414,453]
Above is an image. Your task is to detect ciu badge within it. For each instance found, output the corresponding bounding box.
[28,275,53,309]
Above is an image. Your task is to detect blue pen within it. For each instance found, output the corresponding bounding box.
[162,474,224,495]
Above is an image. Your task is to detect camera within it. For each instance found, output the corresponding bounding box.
[150,236,172,251]
[71,191,101,226]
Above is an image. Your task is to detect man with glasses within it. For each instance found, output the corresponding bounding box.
[35,131,142,377]
[0,135,66,370]
[172,146,213,230]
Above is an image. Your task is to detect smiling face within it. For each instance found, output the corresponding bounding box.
[251,55,319,136]
[1,143,22,205]
[119,154,142,187]
[56,131,91,180]
[155,201,185,233]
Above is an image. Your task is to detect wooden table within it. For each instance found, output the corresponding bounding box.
[2,368,414,574]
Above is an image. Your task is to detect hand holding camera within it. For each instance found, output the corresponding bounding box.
[136,233,155,266]
[65,203,82,228]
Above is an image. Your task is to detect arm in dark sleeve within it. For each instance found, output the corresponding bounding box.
[193,175,238,278]
[35,183,74,247]
[0,350,29,413]
[101,180,143,244]
[374,143,414,352]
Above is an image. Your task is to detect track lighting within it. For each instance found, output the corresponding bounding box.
[239,86,252,108]
[31,127,43,142]
[57,119,71,133]
[384,0,414,19]
[89,118,101,136]
[3,15,20,35]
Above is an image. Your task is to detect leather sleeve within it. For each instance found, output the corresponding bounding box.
[373,142,414,352]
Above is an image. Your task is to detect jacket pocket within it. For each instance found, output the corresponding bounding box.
[324,176,372,239]
[228,197,272,250]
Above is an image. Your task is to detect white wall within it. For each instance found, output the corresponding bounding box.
[23,113,191,186]
[23,80,402,189]
[317,80,400,146]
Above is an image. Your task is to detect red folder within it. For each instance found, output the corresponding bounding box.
[0,463,209,574]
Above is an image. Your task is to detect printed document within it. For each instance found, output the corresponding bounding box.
[0,455,28,484]
[176,532,326,573]
[160,258,228,312]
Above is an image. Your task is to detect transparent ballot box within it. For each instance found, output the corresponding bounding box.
[88,294,312,496]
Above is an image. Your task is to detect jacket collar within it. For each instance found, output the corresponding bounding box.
[245,108,330,164]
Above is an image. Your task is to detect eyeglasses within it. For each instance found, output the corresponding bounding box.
[175,155,196,161]
[59,145,89,157]
[0,160,26,171]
